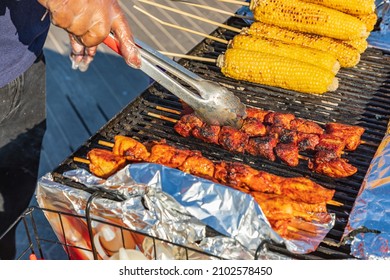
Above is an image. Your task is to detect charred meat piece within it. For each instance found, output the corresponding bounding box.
[297,132,320,151]
[178,154,215,180]
[325,122,365,151]
[218,126,249,153]
[148,143,196,168]
[87,149,127,179]
[290,118,324,135]
[275,143,299,167]
[263,112,295,129]
[251,192,328,222]
[173,113,203,137]
[245,135,278,161]
[245,107,269,122]
[308,150,358,178]
[112,135,150,161]
[192,123,221,144]
[315,134,346,157]
[267,126,298,144]
[240,117,267,137]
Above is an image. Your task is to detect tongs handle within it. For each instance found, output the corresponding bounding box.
[103,34,207,107]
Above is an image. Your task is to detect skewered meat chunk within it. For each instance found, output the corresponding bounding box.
[245,135,278,161]
[325,122,365,151]
[315,134,346,157]
[192,123,221,144]
[148,143,196,168]
[280,177,335,204]
[308,150,358,178]
[173,113,203,137]
[245,107,269,122]
[240,117,267,137]
[87,148,126,179]
[214,162,283,194]
[290,118,324,135]
[178,154,215,179]
[275,143,299,167]
[297,132,320,151]
[112,135,150,161]
[218,126,249,153]
[263,112,295,129]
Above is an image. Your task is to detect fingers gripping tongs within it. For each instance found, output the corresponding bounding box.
[103,34,247,128]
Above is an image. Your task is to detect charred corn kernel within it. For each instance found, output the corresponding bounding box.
[230,34,340,74]
[357,12,378,32]
[245,22,361,67]
[300,0,375,16]
[250,0,368,40]
[217,48,338,95]
[345,37,368,53]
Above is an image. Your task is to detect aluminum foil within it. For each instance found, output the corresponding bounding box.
[342,123,390,259]
[37,163,335,259]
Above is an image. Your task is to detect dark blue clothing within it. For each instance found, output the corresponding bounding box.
[0,0,50,87]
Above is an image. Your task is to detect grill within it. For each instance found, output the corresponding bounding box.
[50,17,390,260]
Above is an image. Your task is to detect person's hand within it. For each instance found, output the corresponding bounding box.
[38,0,141,71]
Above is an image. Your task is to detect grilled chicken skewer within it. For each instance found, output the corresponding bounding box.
[89,136,336,204]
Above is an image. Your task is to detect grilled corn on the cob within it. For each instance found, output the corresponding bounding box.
[345,37,368,53]
[245,22,361,67]
[250,0,368,40]
[217,48,338,95]
[300,0,376,16]
[230,34,340,74]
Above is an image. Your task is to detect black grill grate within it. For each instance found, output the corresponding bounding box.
[52,18,390,259]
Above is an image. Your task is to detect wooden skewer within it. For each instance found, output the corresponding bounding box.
[159,51,218,63]
[135,0,241,33]
[327,200,344,207]
[98,140,114,148]
[214,0,250,5]
[169,1,254,20]
[147,112,179,123]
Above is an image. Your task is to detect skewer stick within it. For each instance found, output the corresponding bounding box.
[98,140,114,148]
[155,106,182,115]
[159,51,218,63]
[135,0,241,33]
[73,157,91,164]
[133,5,230,44]
[327,200,344,207]
[169,1,254,20]
[214,0,250,5]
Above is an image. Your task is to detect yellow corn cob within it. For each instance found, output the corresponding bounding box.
[250,0,368,40]
[230,34,340,74]
[245,22,361,67]
[300,0,376,16]
[357,12,378,32]
[217,48,338,95]
[345,37,368,53]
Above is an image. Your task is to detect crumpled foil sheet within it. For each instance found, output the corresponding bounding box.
[37,163,334,259]
[343,123,390,259]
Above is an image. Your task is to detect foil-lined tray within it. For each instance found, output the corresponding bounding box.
[36,163,335,259]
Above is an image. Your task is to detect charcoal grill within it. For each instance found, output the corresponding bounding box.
[50,17,390,260]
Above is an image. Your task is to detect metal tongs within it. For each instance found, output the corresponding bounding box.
[103,34,247,128]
